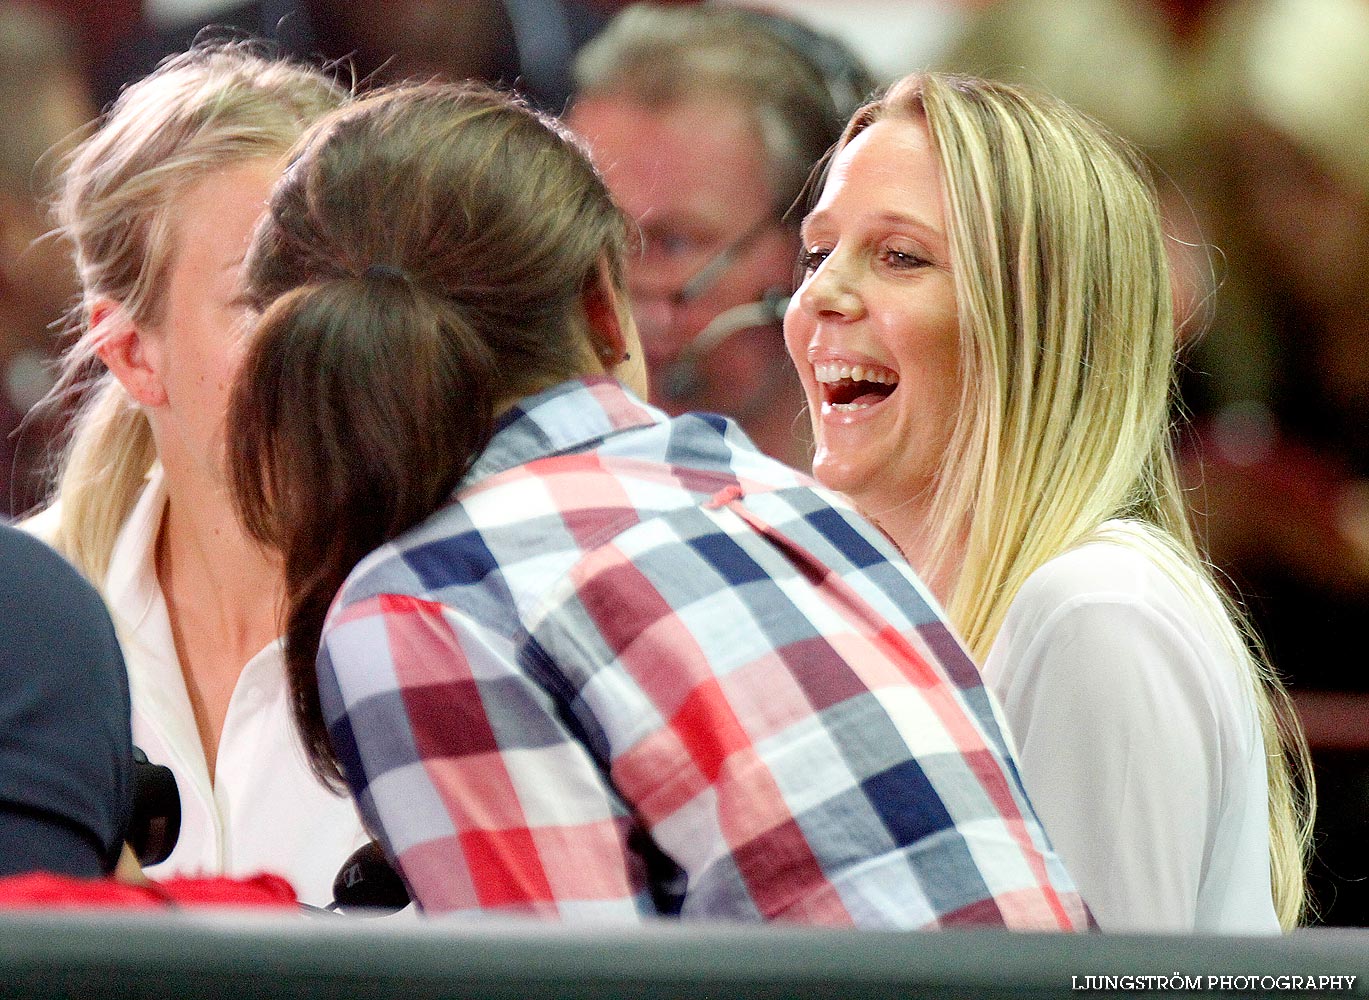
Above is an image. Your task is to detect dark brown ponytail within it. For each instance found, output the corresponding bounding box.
[227,83,629,784]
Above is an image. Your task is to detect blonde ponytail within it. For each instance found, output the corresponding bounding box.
[43,382,155,583]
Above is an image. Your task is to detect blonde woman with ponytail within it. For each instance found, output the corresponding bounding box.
[785,71,1313,932]
[23,44,368,905]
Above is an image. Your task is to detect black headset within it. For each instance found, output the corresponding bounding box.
[728,6,878,129]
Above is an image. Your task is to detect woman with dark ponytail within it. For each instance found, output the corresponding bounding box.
[228,82,1089,928]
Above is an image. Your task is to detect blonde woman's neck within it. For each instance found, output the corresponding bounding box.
[156,464,281,643]
[860,490,965,611]
[156,462,283,782]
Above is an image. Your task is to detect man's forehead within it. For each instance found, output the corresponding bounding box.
[569,93,776,225]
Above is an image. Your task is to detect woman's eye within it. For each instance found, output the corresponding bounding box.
[883,248,929,269]
[798,246,830,274]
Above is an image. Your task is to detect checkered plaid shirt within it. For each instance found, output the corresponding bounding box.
[319,377,1088,928]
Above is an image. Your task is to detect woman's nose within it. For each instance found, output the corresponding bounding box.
[796,253,862,321]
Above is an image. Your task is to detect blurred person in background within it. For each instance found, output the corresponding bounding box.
[301,0,609,108]
[23,43,368,907]
[1184,0,1369,927]
[566,2,876,470]
[713,0,963,86]
[0,3,96,518]
[92,0,617,113]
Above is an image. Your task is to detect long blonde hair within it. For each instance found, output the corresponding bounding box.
[839,73,1312,927]
[33,42,345,583]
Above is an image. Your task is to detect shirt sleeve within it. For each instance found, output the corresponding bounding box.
[316,592,649,919]
[991,594,1222,931]
[0,526,134,877]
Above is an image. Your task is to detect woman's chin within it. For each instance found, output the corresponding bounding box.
[810,445,874,499]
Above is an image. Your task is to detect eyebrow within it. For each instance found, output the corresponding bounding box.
[801,209,947,252]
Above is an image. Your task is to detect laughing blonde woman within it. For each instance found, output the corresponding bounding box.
[784,71,1313,932]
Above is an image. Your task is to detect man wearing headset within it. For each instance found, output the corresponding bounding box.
[566,2,875,471]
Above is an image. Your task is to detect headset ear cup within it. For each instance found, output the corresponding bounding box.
[728,8,878,123]
[721,8,878,221]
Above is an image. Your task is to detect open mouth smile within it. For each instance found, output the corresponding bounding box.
[813,362,900,413]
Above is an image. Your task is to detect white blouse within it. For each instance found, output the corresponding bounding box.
[33,469,371,907]
[982,521,1278,933]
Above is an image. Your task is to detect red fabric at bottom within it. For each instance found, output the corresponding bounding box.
[0,872,299,910]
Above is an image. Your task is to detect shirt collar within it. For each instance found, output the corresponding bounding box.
[465,376,661,486]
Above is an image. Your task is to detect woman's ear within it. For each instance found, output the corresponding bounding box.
[91,299,167,407]
[582,257,629,363]
[582,257,649,398]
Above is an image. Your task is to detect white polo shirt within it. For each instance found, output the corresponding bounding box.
[67,467,372,907]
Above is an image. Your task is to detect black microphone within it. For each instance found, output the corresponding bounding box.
[663,290,791,403]
[128,746,180,866]
[328,840,411,914]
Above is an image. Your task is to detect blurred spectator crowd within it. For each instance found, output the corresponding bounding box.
[4,0,1367,925]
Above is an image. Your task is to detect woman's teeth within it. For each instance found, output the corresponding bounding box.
[813,362,899,411]
[813,362,898,385]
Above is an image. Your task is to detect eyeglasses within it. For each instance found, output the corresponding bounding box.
[668,213,779,308]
